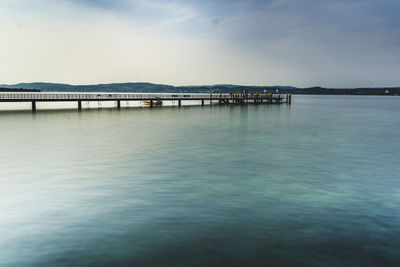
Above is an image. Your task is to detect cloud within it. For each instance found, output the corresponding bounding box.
[0,0,399,87]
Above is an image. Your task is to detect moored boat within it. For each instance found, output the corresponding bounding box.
[142,99,163,106]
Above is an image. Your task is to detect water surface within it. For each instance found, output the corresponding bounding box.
[1,95,400,266]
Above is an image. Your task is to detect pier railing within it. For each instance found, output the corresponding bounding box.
[0,93,235,100]
[0,92,290,100]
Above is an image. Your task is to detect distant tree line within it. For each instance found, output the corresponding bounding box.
[174,86,400,95]
[0,87,40,92]
[287,87,400,95]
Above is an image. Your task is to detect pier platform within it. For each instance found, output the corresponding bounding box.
[0,92,291,111]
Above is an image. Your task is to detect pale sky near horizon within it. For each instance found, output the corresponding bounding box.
[0,0,399,87]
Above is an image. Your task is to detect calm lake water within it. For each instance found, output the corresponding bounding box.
[1,95,400,266]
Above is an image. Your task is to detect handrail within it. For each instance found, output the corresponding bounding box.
[0,93,285,100]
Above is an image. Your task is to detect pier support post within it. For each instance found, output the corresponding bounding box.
[32,101,36,112]
[150,100,153,107]
[178,100,181,107]
[201,100,204,106]
[117,100,121,109]
[78,101,82,110]
[288,94,292,105]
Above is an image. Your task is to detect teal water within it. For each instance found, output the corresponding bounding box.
[1,95,400,266]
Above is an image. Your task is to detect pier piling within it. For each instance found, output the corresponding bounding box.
[78,101,82,110]
[32,101,36,112]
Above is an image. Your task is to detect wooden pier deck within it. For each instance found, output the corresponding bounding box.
[0,92,291,111]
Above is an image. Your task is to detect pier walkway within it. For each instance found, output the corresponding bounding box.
[0,92,291,111]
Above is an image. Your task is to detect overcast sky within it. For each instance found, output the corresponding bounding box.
[0,0,399,87]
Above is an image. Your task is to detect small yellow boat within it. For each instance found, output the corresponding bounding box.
[142,99,163,106]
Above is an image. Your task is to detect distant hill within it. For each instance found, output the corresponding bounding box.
[0,82,399,95]
[0,82,175,93]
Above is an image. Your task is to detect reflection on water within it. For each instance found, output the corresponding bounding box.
[1,96,400,266]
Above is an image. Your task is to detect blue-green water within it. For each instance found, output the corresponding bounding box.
[1,95,400,266]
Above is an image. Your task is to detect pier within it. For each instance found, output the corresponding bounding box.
[0,92,291,112]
